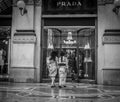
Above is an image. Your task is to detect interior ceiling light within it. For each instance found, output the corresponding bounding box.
[64,31,76,44]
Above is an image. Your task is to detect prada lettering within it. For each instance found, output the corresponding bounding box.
[42,0,97,14]
[57,1,82,7]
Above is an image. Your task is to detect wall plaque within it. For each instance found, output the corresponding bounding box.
[13,30,36,43]
[12,30,36,67]
[103,29,120,44]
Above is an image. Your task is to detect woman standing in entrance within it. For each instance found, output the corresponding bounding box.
[47,51,58,88]
[58,51,68,88]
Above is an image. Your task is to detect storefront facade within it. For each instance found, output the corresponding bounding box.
[7,0,120,85]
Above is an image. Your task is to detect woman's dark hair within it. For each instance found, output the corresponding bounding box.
[49,51,57,61]
[60,51,65,56]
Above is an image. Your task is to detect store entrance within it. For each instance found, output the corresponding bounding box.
[41,27,96,82]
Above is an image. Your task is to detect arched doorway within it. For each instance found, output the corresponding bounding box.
[41,26,96,82]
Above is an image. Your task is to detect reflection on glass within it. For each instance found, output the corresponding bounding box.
[64,31,76,45]
[42,28,95,80]
[47,29,54,49]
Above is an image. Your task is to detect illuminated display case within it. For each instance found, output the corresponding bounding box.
[42,28,95,79]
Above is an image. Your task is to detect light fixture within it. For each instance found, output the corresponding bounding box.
[113,0,120,15]
[48,43,54,49]
[84,43,90,49]
[17,0,27,16]
[64,31,76,44]
[48,29,54,49]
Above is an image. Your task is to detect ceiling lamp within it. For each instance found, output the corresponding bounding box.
[64,31,76,44]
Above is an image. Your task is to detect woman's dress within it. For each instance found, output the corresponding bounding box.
[47,57,57,77]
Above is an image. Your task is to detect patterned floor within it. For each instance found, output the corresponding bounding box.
[0,83,120,102]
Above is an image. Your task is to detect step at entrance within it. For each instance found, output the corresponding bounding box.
[42,78,96,84]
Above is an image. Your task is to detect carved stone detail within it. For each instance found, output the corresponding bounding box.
[13,0,41,6]
[103,36,120,44]
[13,30,36,43]
[103,29,120,44]
[98,0,114,5]
[35,0,41,6]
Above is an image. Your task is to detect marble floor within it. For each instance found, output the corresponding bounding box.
[0,82,120,102]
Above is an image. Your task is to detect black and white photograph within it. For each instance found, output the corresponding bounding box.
[0,0,120,102]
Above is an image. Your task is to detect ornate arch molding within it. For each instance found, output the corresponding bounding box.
[98,0,114,5]
[13,0,41,6]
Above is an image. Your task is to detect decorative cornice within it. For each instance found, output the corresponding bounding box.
[103,29,120,44]
[13,0,41,6]
[13,29,36,43]
[13,0,114,6]
[98,0,114,5]
[35,0,41,6]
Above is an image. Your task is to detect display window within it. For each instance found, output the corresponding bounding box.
[41,27,96,81]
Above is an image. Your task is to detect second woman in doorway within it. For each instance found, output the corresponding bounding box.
[57,51,68,88]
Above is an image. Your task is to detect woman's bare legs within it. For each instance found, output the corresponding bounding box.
[51,77,55,87]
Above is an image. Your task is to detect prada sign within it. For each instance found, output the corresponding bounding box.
[42,0,97,14]
[56,1,82,7]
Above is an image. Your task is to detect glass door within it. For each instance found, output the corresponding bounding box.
[41,27,95,80]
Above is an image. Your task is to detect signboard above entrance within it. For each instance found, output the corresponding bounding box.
[42,0,97,14]
[56,1,82,7]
